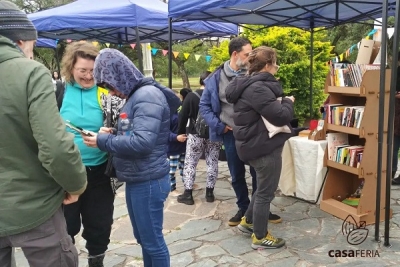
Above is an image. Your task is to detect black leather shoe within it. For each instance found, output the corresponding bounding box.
[177,189,194,205]
[206,187,215,202]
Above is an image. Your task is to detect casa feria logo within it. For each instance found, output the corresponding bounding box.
[328,215,380,258]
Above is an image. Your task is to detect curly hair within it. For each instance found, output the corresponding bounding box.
[61,42,99,83]
[247,46,277,75]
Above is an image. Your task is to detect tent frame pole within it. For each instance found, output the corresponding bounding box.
[385,0,400,247]
[309,18,314,119]
[375,0,389,242]
[168,18,173,89]
[135,27,144,73]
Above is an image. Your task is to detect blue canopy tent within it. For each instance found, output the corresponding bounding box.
[168,0,400,246]
[28,0,237,43]
[168,0,396,117]
[36,38,57,49]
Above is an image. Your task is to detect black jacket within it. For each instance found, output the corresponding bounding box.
[226,72,294,162]
[178,89,203,135]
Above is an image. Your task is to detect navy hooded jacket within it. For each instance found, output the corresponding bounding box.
[94,49,181,183]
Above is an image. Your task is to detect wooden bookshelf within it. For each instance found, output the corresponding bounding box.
[320,69,392,225]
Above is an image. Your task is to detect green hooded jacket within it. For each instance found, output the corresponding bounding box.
[0,36,87,237]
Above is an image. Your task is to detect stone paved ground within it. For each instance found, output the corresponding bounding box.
[15,160,400,266]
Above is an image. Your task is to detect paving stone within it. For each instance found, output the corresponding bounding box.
[112,245,142,258]
[218,255,243,265]
[113,204,129,220]
[217,180,234,189]
[167,202,197,214]
[164,218,221,244]
[194,201,219,217]
[294,251,336,264]
[390,190,400,200]
[319,218,342,236]
[196,229,235,242]
[391,214,400,226]
[104,254,126,267]
[287,236,331,251]
[111,217,135,243]
[163,211,192,231]
[308,206,332,218]
[329,259,389,267]
[290,218,320,234]
[170,251,194,267]
[272,196,298,207]
[114,196,125,206]
[282,202,311,213]
[124,259,144,267]
[168,240,202,256]
[216,188,237,198]
[195,244,226,258]
[380,238,400,252]
[295,260,314,267]
[269,249,295,259]
[279,211,309,222]
[267,224,306,241]
[380,251,400,261]
[219,235,254,256]
[240,251,270,265]
[187,259,218,267]
[263,257,299,267]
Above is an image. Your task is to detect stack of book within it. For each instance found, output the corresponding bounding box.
[329,63,380,87]
[327,133,364,168]
[326,104,365,128]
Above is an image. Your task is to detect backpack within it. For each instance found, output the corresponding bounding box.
[192,92,209,139]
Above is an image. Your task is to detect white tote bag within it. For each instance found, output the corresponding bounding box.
[262,97,291,138]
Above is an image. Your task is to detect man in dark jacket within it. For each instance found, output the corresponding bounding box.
[199,37,282,226]
[0,1,87,266]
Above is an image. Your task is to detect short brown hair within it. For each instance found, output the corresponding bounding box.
[61,42,99,83]
[247,46,277,75]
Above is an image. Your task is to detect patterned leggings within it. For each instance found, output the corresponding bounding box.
[183,134,222,190]
[169,153,185,187]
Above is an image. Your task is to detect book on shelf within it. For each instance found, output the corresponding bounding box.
[326,104,364,128]
[329,63,380,87]
[327,133,364,168]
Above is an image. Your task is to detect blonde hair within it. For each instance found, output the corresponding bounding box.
[61,42,99,83]
[247,46,277,75]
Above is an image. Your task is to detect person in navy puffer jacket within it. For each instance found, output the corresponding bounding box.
[82,48,180,267]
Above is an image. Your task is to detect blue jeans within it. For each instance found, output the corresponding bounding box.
[125,175,170,267]
[223,130,257,211]
[393,135,400,178]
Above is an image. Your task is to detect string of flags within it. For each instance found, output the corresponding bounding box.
[60,39,212,62]
[330,29,380,63]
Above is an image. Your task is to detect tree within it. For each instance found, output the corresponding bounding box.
[208,26,332,123]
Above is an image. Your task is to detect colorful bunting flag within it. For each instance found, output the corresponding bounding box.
[173,52,180,58]
[184,53,190,59]
[55,39,59,44]
[66,39,72,43]
[92,41,99,47]
[147,44,151,50]
[162,50,168,56]
[151,48,158,55]
[105,43,110,48]
[205,55,212,62]
[130,44,136,49]
[195,54,201,61]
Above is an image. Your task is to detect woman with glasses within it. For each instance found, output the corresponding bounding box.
[226,46,295,250]
[58,42,124,267]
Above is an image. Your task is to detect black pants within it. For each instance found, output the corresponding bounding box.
[64,162,114,256]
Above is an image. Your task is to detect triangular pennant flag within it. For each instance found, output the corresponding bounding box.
[79,40,87,43]
[66,39,72,43]
[357,42,361,49]
[339,54,344,61]
[335,56,339,62]
[183,53,190,59]
[55,39,59,45]
[173,51,180,58]
[105,43,110,48]
[205,55,212,62]
[195,54,201,61]
[162,50,168,56]
[130,43,136,49]
[365,35,370,40]
[151,48,158,55]
[118,44,123,48]
[147,44,151,50]
[92,41,98,47]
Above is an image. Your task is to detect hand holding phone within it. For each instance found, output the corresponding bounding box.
[65,121,93,136]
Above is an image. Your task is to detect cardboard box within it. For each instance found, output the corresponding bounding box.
[356,39,381,64]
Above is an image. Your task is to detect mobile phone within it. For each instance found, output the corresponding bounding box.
[65,121,93,136]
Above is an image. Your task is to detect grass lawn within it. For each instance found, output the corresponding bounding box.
[156,77,200,91]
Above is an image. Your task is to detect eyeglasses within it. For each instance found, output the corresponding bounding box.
[74,68,93,76]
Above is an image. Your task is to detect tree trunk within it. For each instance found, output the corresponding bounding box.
[174,58,190,88]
